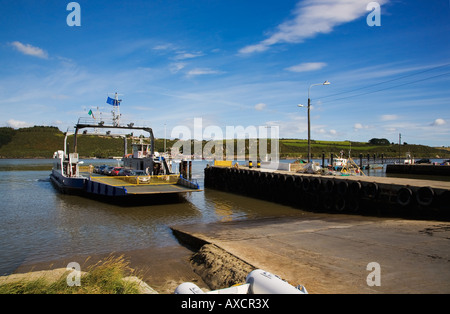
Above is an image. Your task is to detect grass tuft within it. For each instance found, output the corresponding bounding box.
[0,255,142,294]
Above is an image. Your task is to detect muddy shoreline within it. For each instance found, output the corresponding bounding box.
[8,243,250,294]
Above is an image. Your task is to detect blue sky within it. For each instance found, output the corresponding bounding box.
[1,0,449,147]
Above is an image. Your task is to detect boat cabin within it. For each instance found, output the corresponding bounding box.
[123,142,172,175]
[53,150,83,178]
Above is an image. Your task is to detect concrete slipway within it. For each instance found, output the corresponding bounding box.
[171,214,450,294]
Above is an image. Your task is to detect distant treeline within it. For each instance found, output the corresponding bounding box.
[0,126,448,159]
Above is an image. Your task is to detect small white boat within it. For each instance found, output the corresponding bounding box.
[404,153,415,165]
[332,158,348,169]
[174,269,308,294]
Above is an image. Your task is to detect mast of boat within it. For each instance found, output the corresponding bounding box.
[111,92,122,127]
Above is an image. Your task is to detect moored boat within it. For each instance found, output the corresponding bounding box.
[50,94,201,199]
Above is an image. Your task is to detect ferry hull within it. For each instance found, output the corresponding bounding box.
[50,169,201,200]
[50,169,86,194]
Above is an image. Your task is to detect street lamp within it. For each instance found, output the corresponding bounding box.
[299,81,331,163]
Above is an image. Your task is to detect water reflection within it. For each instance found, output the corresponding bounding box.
[0,158,448,275]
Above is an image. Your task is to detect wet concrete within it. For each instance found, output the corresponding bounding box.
[172,214,450,294]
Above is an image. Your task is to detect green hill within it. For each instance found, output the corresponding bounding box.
[278,139,449,159]
[0,126,448,159]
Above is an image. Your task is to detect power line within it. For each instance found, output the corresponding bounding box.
[316,63,450,103]
[323,72,450,103]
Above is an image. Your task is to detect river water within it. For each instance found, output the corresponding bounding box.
[0,159,306,276]
[0,158,447,276]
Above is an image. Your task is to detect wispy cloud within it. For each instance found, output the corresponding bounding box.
[169,62,187,73]
[254,103,267,111]
[432,118,446,126]
[153,43,176,51]
[240,0,388,54]
[186,68,222,77]
[286,62,327,72]
[380,114,398,121]
[174,52,204,60]
[7,119,31,128]
[10,41,48,59]
[354,123,370,131]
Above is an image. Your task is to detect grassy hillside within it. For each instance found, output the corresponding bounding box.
[0,126,64,158]
[0,126,130,159]
[279,139,449,159]
[0,126,448,159]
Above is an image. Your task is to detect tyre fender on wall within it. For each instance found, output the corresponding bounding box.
[397,187,413,207]
[416,186,434,207]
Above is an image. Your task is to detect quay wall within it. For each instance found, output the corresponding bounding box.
[204,166,450,220]
[386,164,450,176]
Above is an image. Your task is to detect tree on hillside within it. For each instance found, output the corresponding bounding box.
[0,127,16,148]
[368,138,390,145]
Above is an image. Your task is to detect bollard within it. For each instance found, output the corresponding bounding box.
[257,160,261,168]
[249,161,253,169]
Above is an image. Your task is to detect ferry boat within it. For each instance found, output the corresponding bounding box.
[50,94,200,198]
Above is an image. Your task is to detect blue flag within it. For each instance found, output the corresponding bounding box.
[107,97,121,106]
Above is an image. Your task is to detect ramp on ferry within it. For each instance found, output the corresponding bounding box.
[85,173,201,196]
[124,183,200,195]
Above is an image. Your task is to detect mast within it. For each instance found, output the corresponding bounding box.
[111,92,122,127]
[73,93,156,154]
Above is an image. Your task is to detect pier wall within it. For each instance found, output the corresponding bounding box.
[386,164,450,176]
[204,166,450,220]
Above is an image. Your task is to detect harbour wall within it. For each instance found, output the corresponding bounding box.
[204,166,450,220]
[386,164,450,176]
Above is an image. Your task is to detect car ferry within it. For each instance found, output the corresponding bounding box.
[50,94,200,198]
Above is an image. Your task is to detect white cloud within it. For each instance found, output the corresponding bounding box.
[240,0,388,54]
[10,41,48,59]
[174,52,204,60]
[186,68,222,77]
[381,114,398,121]
[7,119,31,129]
[255,103,267,111]
[354,123,370,130]
[153,43,175,51]
[286,62,327,72]
[432,118,446,126]
[169,62,187,73]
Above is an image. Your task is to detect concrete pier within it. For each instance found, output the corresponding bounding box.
[171,215,450,294]
[204,166,450,220]
[387,164,450,176]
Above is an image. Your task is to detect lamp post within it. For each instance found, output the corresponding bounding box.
[298,80,330,163]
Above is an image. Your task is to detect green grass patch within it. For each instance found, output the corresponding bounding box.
[0,255,142,294]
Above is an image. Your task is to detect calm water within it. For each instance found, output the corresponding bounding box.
[0,158,447,276]
[0,159,310,275]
